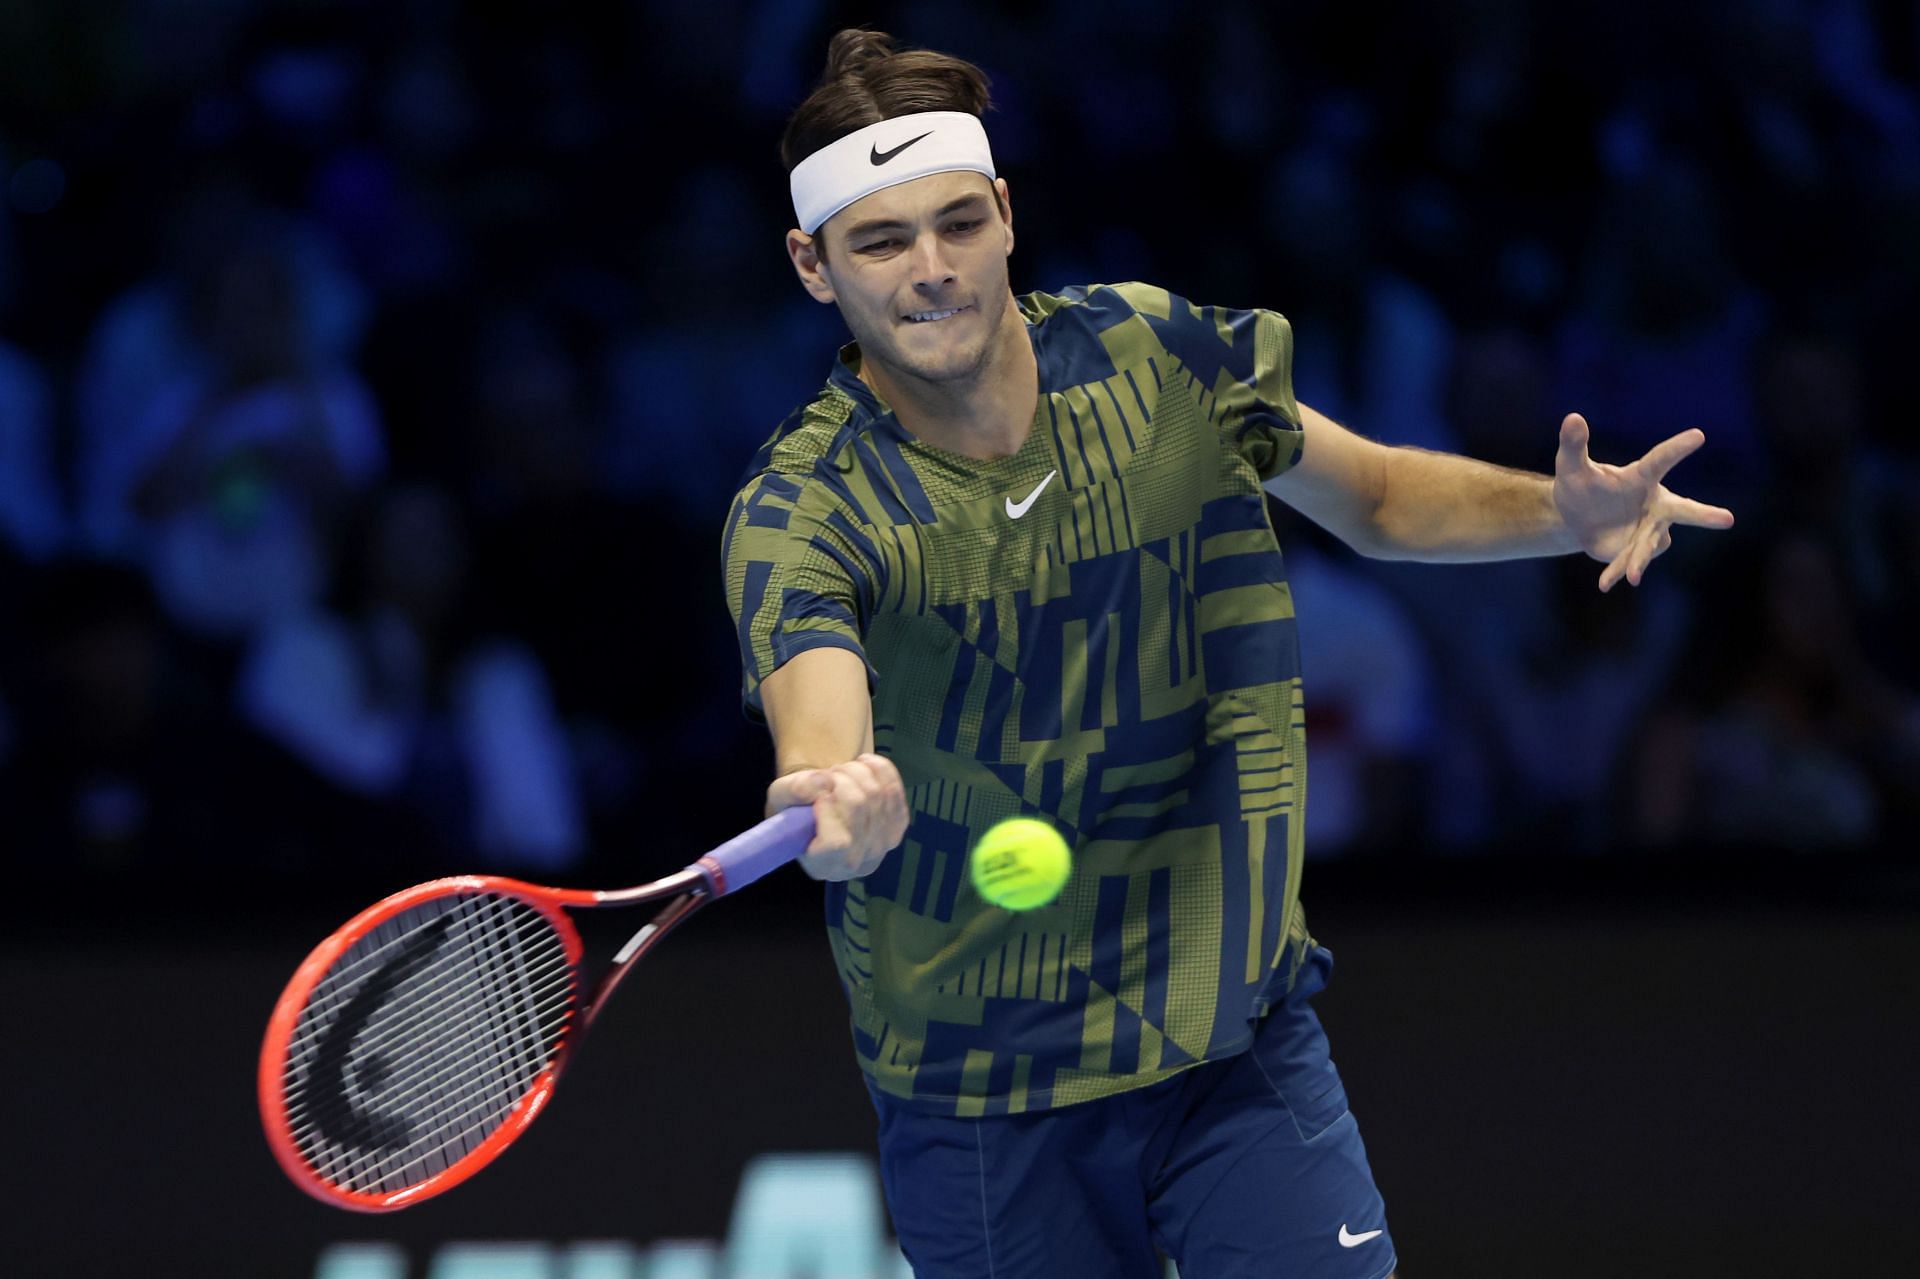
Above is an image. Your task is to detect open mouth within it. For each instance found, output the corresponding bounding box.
[903,304,971,324]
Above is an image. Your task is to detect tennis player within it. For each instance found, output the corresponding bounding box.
[724,30,1733,1279]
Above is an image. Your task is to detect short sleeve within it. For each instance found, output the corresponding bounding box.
[721,470,880,721]
[1220,305,1305,481]
[1107,283,1305,481]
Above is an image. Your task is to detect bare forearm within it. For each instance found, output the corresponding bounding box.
[761,646,875,776]
[757,645,903,880]
[1369,446,1582,562]
[1271,404,1580,564]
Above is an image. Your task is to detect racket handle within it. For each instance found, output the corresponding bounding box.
[695,806,817,897]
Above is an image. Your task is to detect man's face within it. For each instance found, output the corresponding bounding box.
[789,170,1015,387]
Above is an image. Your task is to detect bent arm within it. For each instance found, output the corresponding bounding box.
[1265,402,1579,562]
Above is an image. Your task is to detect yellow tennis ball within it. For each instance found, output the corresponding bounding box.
[970,817,1072,911]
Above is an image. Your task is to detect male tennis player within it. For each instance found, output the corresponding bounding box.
[724,30,1733,1279]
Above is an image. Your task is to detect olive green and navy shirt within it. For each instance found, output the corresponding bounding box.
[723,281,1313,1116]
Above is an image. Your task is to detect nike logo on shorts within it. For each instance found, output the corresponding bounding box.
[1338,1224,1383,1248]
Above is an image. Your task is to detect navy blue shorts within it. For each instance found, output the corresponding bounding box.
[868,946,1395,1278]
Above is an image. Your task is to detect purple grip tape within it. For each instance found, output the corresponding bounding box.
[696,806,817,897]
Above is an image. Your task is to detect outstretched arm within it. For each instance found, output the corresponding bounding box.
[1265,403,1735,590]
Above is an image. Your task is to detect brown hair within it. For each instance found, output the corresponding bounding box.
[779,29,994,172]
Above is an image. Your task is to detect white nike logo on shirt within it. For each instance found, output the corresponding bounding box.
[1005,470,1057,519]
[1338,1225,1384,1248]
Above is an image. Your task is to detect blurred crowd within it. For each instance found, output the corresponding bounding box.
[1,0,1916,886]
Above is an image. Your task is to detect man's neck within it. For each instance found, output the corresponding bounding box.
[860,297,1039,460]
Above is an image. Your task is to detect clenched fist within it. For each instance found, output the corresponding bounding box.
[765,752,908,881]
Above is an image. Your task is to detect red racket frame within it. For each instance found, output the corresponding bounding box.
[258,865,711,1212]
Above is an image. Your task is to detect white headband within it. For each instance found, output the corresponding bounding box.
[790,111,996,234]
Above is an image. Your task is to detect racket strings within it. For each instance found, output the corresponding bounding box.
[279,892,576,1197]
[282,930,570,1089]
[285,891,554,1025]
[282,901,564,1116]
[283,977,575,1152]
[294,895,567,1193]
[289,982,575,1164]
[309,941,573,1190]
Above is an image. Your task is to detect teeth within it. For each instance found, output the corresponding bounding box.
[907,307,966,323]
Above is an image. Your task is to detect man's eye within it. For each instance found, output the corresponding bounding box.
[949,220,982,234]
[857,239,900,254]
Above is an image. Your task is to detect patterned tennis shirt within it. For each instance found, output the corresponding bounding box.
[723,281,1314,1115]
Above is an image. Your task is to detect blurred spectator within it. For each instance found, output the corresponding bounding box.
[238,484,584,872]
[3,562,235,872]
[75,183,382,644]
[308,42,475,302]
[1256,138,1461,456]
[1382,328,1694,851]
[1554,154,1764,502]
[1355,270,1458,454]
[1260,140,1376,419]
[0,341,64,785]
[0,147,64,789]
[74,178,372,558]
[601,299,830,521]
[468,307,767,857]
[1634,533,1920,849]
[0,341,65,564]
[0,1,1916,879]
[1277,505,1434,858]
[1750,332,1920,681]
[600,165,829,518]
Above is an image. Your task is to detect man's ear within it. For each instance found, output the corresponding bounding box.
[995,177,1014,258]
[786,229,837,304]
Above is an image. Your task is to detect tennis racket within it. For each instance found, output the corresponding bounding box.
[257,806,816,1212]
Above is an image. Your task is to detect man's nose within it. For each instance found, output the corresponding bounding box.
[909,235,957,291]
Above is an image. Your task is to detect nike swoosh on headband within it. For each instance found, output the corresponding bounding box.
[791,111,994,233]
[871,131,934,165]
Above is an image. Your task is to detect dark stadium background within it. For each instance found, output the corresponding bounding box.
[2,2,1916,1276]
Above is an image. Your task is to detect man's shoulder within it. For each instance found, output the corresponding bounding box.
[728,377,918,536]
[739,381,865,488]
[1021,280,1186,330]
[1023,282,1276,373]
[1018,281,1204,390]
